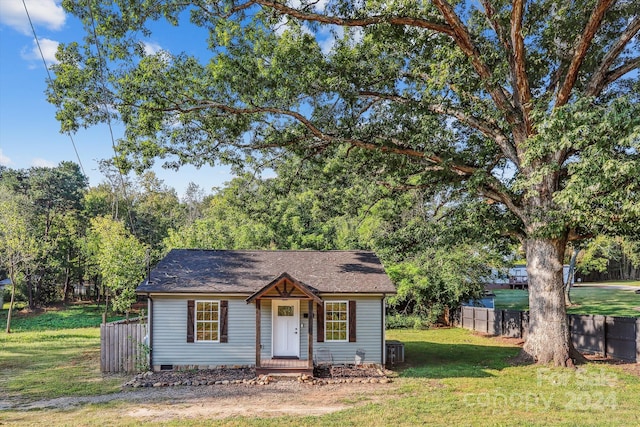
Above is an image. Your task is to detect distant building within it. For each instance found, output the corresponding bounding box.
[486,265,574,290]
[462,290,495,309]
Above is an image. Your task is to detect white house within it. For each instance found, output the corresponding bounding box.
[136,249,396,374]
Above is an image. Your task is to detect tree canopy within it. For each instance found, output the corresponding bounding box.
[49,0,639,365]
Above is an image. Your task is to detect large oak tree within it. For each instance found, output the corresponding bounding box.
[51,0,639,365]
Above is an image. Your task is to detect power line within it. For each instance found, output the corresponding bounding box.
[85,3,139,237]
[21,0,87,178]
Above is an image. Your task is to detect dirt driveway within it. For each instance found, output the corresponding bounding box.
[3,379,396,421]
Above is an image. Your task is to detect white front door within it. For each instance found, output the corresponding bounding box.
[272,300,300,358]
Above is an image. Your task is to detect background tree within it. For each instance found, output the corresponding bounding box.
[577,236,640,281]
[164,150,508,319]
[51,1,640,365]
[183,182,206,225]
[127,171,184,264]
[0,187,38,333]
[0,163,88,307]
[87,217,147,316]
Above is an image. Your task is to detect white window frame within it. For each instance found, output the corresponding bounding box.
[324,301,349,342]
[195,300,220,343]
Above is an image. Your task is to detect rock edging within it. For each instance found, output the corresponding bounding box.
[123,370,392,388]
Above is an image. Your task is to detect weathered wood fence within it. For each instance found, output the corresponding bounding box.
[100,318,148,373]
[456,307,640,362]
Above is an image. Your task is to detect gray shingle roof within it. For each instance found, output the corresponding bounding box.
[137,249,396,294]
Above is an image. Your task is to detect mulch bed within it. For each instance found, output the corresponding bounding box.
[124,365,392,388]
[124,367,256,388]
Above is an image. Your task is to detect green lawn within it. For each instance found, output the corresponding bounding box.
[586,280,640,287]
[0,303,125,332]
[1,323,639,426]
[494,285,640,317]
[0,304,127,402]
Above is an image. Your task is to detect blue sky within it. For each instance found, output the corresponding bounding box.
[0,1,354,197]
[0,0,235,197]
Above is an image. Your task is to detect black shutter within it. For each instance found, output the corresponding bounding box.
[220,300,228,343]
[349,300,356,342]
[187,300,195,343]
[316,303,324,342]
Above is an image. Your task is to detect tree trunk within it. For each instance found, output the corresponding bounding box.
[103,290,109,325]
[564,247,579,306]
[62,250,71,304]
[522,237,581,366]
[6,265,17,334]
[26,270,34,310]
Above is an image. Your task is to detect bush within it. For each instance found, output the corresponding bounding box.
[386,313,431,329]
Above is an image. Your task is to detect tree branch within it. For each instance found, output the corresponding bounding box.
[358,90,519,166]
[480,0,510,50]
[432,0,519,129]
[480,183,525,223]
[510,0,533,136]
[480,0,530,138]
[586,16,640,96]
[159,99,484,176]
[252,0,455,36]
[255,0,521,138]
[556,0,616,107]
[602,57,640,87]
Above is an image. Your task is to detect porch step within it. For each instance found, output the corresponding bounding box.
[256,367,314,376]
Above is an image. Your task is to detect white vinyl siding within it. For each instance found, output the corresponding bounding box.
[315,297,384,364]
[151,295,386,367]
[152,296,254,367]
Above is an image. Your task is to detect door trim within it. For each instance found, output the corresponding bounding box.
[271,300,300,358]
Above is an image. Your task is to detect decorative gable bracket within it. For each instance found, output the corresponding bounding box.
[245,272,323,304]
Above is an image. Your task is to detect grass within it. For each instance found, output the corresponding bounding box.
[0,304,127,403]
[0,303,125,332]
[1,324,640,426]
[0,328,124,402]
[494,285,640,317]
[585,280,640,287]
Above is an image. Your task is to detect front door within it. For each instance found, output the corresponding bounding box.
[272,300,300,358]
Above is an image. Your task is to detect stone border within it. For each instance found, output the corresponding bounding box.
[124,371,392,388]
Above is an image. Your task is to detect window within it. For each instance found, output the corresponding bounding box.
[278,305,294,316]
[195,301,219,342]
[325,301,348,341]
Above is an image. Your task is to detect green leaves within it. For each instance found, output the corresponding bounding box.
[88,217,146,313]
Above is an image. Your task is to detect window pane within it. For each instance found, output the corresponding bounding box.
[325,301,348,341]
[195,301,219,341]
[278,306,294,316]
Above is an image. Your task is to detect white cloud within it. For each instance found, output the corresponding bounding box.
[0,0,65,35]
[347,27,364,45]
[0,149,12,166]
[273,16,314,38]
[287,0,330,10]
[317,25,343,54]
[21,37,60,66]
[142,41,162,56]
[31,158,56,168]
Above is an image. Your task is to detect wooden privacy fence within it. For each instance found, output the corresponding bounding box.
[100,318,148,373]
[457,306,640,362]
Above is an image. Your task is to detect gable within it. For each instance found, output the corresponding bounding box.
[246,272,323,304]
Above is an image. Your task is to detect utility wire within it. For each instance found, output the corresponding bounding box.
[85,2,139,238]
[21,0,86,177]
